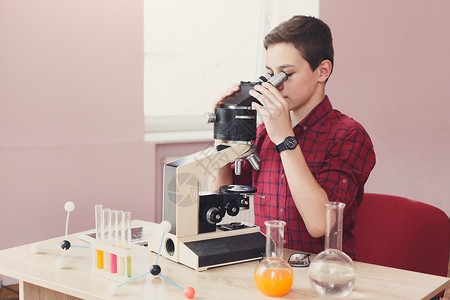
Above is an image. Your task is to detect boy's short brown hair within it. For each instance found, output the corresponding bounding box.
[264,15,334,74]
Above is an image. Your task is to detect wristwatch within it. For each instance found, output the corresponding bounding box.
[275,136,298,153]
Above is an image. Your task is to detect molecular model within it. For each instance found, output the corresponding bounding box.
[30,201,90,268]
[106,220,196,299]
[29,201,195,298]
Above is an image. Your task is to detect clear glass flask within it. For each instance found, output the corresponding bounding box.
[309,202,356,298]
[254,220,294,297]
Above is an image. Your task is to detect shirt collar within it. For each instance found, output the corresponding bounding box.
[294,96,332,134]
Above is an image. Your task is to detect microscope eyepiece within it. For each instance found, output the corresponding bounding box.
[267,72,288,88]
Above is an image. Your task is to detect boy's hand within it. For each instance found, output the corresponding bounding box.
[249,82,294,145]
[212,83,241,110]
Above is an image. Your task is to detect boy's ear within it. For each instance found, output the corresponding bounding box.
[318,60,332,82]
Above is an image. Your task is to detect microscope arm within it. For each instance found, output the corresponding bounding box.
[163,143,251,238]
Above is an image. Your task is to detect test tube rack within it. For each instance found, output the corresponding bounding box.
[91,241,147,283]
[92,205,147,283]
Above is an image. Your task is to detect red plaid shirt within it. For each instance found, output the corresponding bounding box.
[233,96,376,259]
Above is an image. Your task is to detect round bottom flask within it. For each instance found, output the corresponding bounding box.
[308,202,356,298]
[254,220,294,297]
[309,249,356,298]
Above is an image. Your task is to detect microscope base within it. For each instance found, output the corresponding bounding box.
[149,225,265,271]
[180,231,265,271]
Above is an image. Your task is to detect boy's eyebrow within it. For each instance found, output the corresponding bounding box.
[266,64,296,70]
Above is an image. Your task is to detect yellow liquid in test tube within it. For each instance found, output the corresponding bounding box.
[95,204,104,269]
[96,250,104,269]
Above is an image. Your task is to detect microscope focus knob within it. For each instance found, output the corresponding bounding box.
[204,112,216,123]
[241,199,250,206]
[206,207,223,224]
[226,203,240,217]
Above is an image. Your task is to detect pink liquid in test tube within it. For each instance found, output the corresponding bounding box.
[110,210,118,273]
[111,253,117,273]
[103,208,111,271]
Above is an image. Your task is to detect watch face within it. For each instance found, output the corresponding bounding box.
[285,136,298,149]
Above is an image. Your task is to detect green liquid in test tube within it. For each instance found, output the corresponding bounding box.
[123,211,132,278]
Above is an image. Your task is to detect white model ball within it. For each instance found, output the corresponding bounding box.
[55,257,67,269]
[159,220,171,233]
[64,201,75,212]
[30,243,40,254]
[107,283,120,296]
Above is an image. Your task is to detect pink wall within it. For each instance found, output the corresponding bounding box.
[320,0,450,216]
[0,0,144,147]
[0,0,158,256]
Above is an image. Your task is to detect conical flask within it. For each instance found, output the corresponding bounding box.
[254,220,294,296]
[309,202,356,298]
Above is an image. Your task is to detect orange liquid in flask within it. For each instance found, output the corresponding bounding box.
[254,267,294,297]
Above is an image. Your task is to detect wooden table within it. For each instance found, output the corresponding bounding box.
[0,231,448,300]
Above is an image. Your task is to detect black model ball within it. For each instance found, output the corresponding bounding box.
[61,240,71,250]
[150,264,161,276]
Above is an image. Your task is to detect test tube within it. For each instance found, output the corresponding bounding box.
[123,211,132,278]
[103,208,111,271]
[123,211,131,249]
[116,211,124,276]
[117,211,123,248]
[110,210,118,273]
[95,204,104,269]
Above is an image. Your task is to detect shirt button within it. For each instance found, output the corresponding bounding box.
[283,240,287,245]
[281,174,285,179]
[342,179,348,184]
[303,125,307,130]
[280,208,285,213]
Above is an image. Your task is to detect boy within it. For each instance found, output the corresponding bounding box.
[214,15,375,259]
